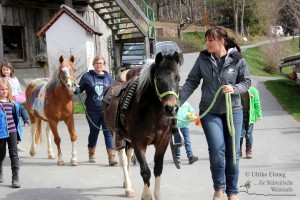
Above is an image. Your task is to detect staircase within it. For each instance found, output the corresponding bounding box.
[87,0,156,74]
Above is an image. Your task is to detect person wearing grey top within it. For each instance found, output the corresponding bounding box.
[179,26,251,200]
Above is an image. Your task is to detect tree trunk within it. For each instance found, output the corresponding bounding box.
[240,0,245,36]
[156,3,160,21]
[178,27,183,40]
[232,0,239,34]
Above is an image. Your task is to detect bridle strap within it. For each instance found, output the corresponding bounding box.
[59,70,76,87]
[154,78,179,101]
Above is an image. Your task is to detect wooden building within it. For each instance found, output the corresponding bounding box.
[0,0,112,75]
[0,0,155,80]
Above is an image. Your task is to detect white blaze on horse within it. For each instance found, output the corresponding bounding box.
[25,55,78,166]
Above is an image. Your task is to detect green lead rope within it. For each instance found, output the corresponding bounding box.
[225,92,236,165]
[177,86,236,165]
[77,92,106,131]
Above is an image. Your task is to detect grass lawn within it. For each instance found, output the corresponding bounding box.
[243,38,300,122]
[242,47,274,76]
[74,103,85,114]
[265,79,300,121]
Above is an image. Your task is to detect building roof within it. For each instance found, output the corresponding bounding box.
[37,4,102,37]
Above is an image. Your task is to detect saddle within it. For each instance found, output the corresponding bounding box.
[103,66,142,150]
[103,66,141,104]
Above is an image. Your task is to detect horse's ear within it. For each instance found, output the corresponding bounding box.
[155,52,163,64]
[173,51,180,64]
[69,55,75,63]
[59,55,64,64]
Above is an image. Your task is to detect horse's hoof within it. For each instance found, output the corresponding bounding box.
[141,194,152,200]
[57,160,64,166]
[48,151,55,159]
[141,197,152,200]
[30,149,36,157]
[71,159,78,166]
[125,190,134,198]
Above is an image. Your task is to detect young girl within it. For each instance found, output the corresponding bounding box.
[0,78,22,188]
[1,62,28,152]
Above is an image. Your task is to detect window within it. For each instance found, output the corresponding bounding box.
[2,26,26,61]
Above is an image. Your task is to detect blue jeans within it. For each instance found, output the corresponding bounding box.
[200,109,242,195]
[241,113,253,146]
[174,127,193,158]
[86,112,113,149]
[19,105,29,124]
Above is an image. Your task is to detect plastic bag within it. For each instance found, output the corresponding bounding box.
[13,93,26,103]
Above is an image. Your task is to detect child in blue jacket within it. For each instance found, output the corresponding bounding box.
[174,101,198,164]
[0,78,23,188]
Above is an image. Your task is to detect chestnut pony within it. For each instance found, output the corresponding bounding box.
[103,52,180,199]
[25,55,77,166]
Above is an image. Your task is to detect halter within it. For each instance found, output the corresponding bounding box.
[59,66,76,89]
[154,77,179,101]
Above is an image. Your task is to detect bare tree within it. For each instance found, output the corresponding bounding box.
[232,0,239,34]
[240,0,246,36]
[285,0,300,49]
[149,0,171,21]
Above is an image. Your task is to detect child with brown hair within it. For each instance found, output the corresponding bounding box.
[0,77,23,188]
[1,62,28,152]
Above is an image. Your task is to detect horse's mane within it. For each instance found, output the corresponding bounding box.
[46,66,62,91]
[136,59,155,101]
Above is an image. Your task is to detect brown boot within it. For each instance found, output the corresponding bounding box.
[88,147,96,163]
[107,149,118,166]
[213,189,224,200]
[246,145,252,159]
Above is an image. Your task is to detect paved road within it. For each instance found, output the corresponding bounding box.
[1,52,300,200]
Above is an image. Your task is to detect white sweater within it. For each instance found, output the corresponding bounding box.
[5,77,23,96]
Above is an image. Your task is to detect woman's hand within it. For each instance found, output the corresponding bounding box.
[222,85,234,94]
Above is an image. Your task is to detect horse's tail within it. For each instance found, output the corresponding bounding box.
[35,119,43,145]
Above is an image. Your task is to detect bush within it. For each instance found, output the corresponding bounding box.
[249,24,264,35]
[259,40,285,73]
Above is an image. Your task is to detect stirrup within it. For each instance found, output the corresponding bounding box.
[172,127,184,148]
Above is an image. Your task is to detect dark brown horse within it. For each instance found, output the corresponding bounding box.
[103,52,180,199]
[25,55,78,166]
